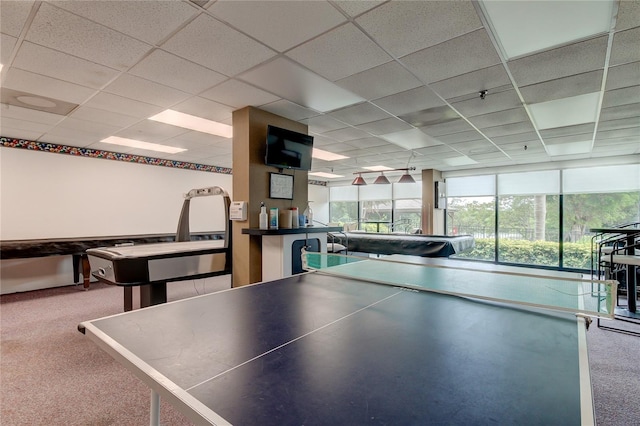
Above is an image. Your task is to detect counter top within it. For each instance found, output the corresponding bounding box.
[242,227,342,236]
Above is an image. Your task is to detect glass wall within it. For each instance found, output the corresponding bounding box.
[497,171,560,267]
[446,175,496,262]
[446,164,640,270]
[328,181,422,232]
[329,186,358,228]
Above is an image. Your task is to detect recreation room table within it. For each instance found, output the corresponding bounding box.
[79,253,615,425]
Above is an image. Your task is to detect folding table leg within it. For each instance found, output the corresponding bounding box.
[150,390,160,426]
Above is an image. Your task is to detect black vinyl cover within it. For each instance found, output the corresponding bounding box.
[333,232,474,257]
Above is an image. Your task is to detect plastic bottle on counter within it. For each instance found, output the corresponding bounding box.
[269,207,279,229]
[303,202,313,227]
[259,202,268,230]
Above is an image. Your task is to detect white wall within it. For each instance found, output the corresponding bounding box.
[1,147,233,294]
[1,148,233,239]
[308,184,329,225]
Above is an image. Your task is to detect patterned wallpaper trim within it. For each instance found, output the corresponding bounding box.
[0,137,232,174]
[1,137,330,185]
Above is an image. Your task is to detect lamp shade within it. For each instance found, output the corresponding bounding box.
[397,173,416,184]
[373,173,390,185]
[352,174,367,185]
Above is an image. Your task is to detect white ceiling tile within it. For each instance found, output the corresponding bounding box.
[0,117,53,134]
[129,50,228,95]
[333,1,385,17]
[3,68,96,104]
[69,106,141,128]
[239,57,364,112]
[452,89,523,117]
[481,0,614,59]
[209,1,346,52]
[41,126,104,146]
[170,97,234,123]
[116,120,190,142]
[104,74,191,108]
[82,92,164,118]
[54,117,122,137]
[200,79,279,108]
[402,29,502,84]
[161,14,276,76]
[0,0,34,37]
[616,0,640,31]
[171,131,231,148]
[610,27,640,66]
[259,100,318,121]
[12,42,121,89]
[0,104,64,126]
[336,61,422,101]
[329,102,392,126]
[303,115,349,134]
[1,33,17,64]
[519,70,604,105]
[288,23,392,81]
[357,117,413,136]
[508,36,608,87]
[373,86,445,117]
[430,65,512,101]
[381,128,443,150]
[51,0,198,45]
[26,3,151,70]
[323,127,371,142]
[357,1,482,58]
[0,126,45,141]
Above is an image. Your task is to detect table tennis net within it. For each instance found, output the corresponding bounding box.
[301,252,616,319]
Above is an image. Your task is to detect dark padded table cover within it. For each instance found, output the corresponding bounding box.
[332,232,474,257]
[0,232,225,259]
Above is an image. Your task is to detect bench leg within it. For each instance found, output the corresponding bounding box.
[81,254,91,289]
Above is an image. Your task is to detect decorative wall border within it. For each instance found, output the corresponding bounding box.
[308,179,327,186]
[0,136,232,174]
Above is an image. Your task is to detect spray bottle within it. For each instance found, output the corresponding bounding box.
[259,202,268,230]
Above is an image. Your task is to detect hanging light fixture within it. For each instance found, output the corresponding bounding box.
[397,151,416,184]
[351,173,367,185]
[373,173,391,184]
[397,172,416,184]
[351,167,416,185]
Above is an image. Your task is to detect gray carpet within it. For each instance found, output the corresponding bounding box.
[1,279,639,425]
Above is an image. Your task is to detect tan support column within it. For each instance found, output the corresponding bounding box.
[421,169,445,235]
[231,107,308,287]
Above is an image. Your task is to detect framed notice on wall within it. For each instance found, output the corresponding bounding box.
[269,173,294,200]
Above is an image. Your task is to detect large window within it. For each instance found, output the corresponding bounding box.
[393,182,422,233]
[446,164,640,270]
[446,175,496,261]
[329,182,422,233]
[329,186,358,227]
[497,171,560,267]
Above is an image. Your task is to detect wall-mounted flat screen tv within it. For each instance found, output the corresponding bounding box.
[265,125,314,171]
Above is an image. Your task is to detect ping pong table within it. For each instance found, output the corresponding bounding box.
[79,253,615,425]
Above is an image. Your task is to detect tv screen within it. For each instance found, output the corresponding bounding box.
[265,125,314,171]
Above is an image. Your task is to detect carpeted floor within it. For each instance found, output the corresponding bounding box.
[1,278,639,425]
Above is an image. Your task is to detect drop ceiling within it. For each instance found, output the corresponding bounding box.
[0,0,638,183]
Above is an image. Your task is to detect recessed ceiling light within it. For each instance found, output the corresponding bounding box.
[443,156,477,166]
[101,136,187,154]
[546,140,592,156]
[312,148,349,161]
[309,171,345,178]
[481,0,614,58]
[149,109,233,138]
[16,96,57,108]
[529,92,600,130]
[363,165,394,171]
[381,128,442,150]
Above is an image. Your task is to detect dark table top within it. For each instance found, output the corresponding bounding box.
[80,256,593,425]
